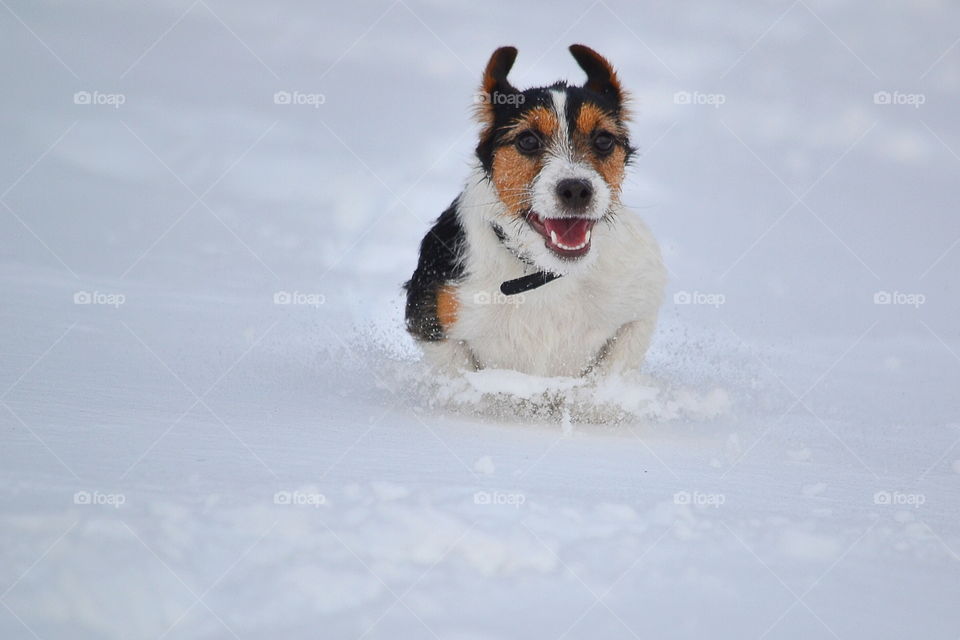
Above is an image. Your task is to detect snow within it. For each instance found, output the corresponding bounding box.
[2,0,960,638]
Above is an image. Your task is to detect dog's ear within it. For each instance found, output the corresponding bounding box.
[482,46,518,96]
[475,46,519,126]
[569,44,624,105]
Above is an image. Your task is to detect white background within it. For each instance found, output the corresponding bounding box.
[1,0,959,638]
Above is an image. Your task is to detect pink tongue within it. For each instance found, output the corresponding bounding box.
[543,218,592,246]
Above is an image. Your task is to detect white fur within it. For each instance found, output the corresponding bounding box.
[424,168,666,377]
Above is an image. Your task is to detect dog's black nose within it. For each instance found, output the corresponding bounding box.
[555,178,593,210]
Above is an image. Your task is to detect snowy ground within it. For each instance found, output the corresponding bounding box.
[2,0,960,638]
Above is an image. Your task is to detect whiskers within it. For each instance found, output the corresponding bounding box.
[600,208,618,227]
[459,186,535,217]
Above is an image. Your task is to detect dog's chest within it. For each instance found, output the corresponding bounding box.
[451,273,629,376]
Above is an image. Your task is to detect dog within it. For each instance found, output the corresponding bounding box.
[404,45,665,377]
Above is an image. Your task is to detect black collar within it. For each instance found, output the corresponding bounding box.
[491,223,563,296]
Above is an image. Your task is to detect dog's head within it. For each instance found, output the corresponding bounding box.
[474,45,633,274]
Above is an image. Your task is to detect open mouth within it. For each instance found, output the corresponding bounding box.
[525,211,597,259]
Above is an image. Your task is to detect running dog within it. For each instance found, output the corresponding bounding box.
[405,45,665,377]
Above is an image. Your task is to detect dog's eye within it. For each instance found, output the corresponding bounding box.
[593,132,615,154]
[515,131,542,154]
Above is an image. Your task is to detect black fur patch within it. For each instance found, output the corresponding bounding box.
[403,199,466,341]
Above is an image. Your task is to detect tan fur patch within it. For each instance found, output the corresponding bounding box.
[492,146,540,217]
[517,106,558,139]
[436,285,460,331]
[572,104,627,196]
[490,108,560,215]
[590,146,627,195]
[575,103,619,137]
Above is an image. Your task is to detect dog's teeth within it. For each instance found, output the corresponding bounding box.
[557,240,587,251]
[548,226,593,251]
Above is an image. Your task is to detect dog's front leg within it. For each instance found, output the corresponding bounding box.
[421,339,481,374]
[589,318,657,376]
